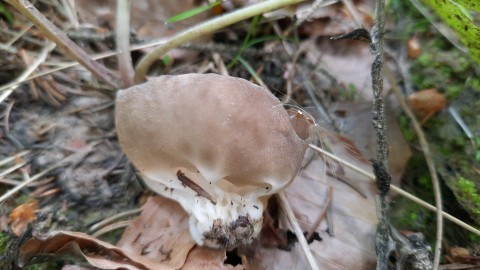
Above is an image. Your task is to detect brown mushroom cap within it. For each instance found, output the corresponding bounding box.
[115,73,309,248]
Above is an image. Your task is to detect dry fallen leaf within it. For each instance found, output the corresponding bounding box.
[408,88,447,120]
[261,134,379,269]
[330,102,412,187]
[407,37,422,59]
[9,199,38,236]
[18,230,171,270]
[117,196,196,269]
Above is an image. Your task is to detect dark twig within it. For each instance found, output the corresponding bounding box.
[369,0,396,269]
[8,0,120,89]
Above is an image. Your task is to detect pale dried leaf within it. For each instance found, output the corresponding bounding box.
[329,102,412,187]
[18,231,171,269]
[408,88,447,119]
[262,135,379,269]
[302,40,377,100]
[117,195,196,269]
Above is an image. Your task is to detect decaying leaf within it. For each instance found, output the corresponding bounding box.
[9,199,38,236]
[330,102,412,187]
[117,195,196,269]
[407,37,422,59]
[18,230,172,269]
[260,135,379,269]
[408,88,447,120]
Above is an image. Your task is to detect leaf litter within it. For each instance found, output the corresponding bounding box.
[0,0,454,269]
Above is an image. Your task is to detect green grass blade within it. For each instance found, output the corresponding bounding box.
[166,1,222,24]
[453,0,480,12]
[237,56,267,88]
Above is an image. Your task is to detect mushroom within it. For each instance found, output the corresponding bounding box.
[115,73,312,249]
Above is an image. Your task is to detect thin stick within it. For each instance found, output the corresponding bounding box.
[369,0,393,268]
[89,208,141,233]
[0,150,30,166]
[0,162,60,204]
[385,67,443,269]
[116,0,134,87]
[306,185,333,241]
[278,192,320,270]
[295,0,336,26]
[133,0,308,83]
[8,0,120,89]
[341,0,363,27]
[308,144,480,236]
[0,42,55,104]
[3,101,14,133]
[0,161,27,178]
[0,38,172,93]
[91,220,133,238]
[0,144,94,204]
[5,23,32,47]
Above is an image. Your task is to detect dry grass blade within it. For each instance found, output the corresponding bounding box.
[385,66,443,270]
[88,209,141,233]
[8,0,120,89]
[0,143,95,204]
[0,150,30,166]
[0,160,27,178]
[91,220,133,238]
[0,39,172,94]
[5,23,32,47]
[134,0,309,83]
[0,42,56,104]
[278,191,320,270]
[305,185,332,241]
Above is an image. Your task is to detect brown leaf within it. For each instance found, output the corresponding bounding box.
[18,231,171,269]
[181,247,243,270]
[408,88,447,119]
[407,37,422,59]
[9,200,38,236]
[117,195,196,269]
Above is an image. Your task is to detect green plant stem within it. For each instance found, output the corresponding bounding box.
[227,15,260,68]
[8,0,120,89]
[133,0,308,83]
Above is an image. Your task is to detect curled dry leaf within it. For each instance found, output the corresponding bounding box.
[118,195,249,269]
[9,199,38,236]
[408,88,447,120]
[18,230,171,270]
